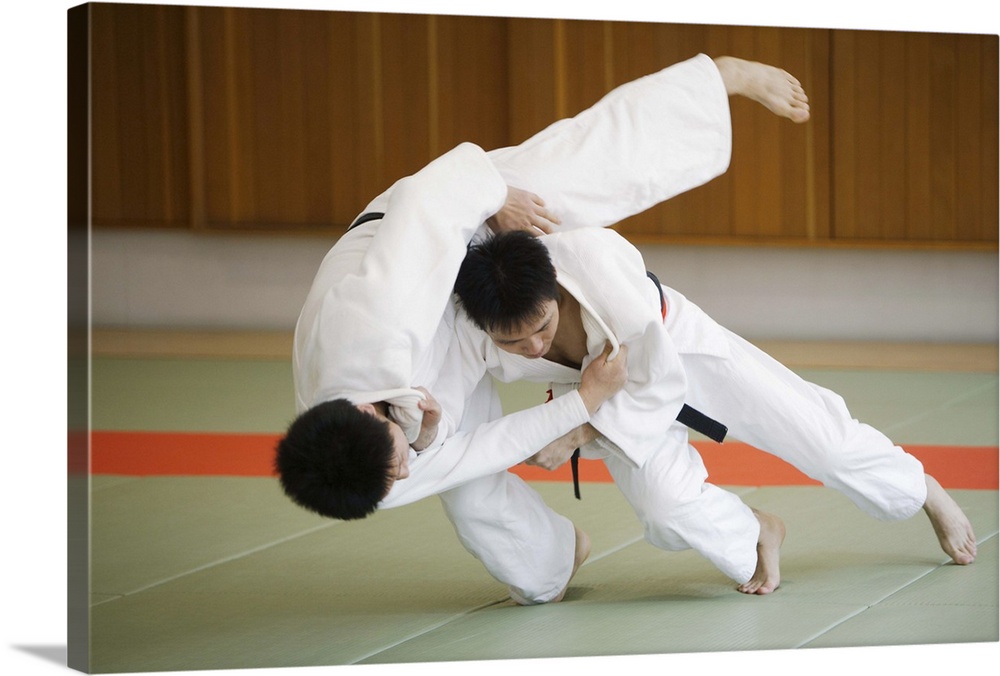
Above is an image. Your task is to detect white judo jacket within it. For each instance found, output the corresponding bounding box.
[293,142,504,433]
[452,227,696,468]
[293,143,595,507]
[292,53,733,506]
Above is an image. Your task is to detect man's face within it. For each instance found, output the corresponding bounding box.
[486,299,559,359]
[357,404,412,488]
[385,420,411,481]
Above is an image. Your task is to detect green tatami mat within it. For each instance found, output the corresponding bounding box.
[91,476,329,597]
[803,537,998,649]
[793,369,999,446]
[92,357,296,433]
[89,482,651,672]
[88,477,997,672]
[86,356,997,673]
[360,486,997,665]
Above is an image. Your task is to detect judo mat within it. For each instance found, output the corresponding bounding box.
[84,335,998,673]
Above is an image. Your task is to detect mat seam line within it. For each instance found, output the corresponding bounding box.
[794,529,999,648]
[89,522,338,606]
[881,379,998,437]
[349,534,646,664]
[348,598,510,665]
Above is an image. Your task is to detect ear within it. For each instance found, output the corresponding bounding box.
[356,402,377,416]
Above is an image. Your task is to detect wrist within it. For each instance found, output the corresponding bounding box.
[577,384,605,416]
[573,423,598,447]
[412,424,437,451]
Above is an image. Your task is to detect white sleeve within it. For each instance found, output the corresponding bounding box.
[378,389,591,508]
[415,314,495,450]
[306,143,507,407]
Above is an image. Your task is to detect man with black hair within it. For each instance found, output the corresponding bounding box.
[452,228,978,595]
[275,390,433,521]
[277,360,626,521]
[278,53,815,603]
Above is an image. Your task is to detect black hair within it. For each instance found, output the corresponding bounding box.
[454,230,559,334]
[274,399,395,520]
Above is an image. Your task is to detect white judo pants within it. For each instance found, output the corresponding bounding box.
[663,285,929,525]
[440,289,928,598]
[601,286,928,585]
[439,471,577,604]
[432,364,576,604]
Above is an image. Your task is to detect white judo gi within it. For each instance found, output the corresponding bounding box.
[293,53,735,601]
[452,226,929,584]
[293,142,594,494]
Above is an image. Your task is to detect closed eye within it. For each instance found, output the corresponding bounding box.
[497,320,549,346]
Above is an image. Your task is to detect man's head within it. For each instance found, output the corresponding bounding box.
[455,231,561,358]
[275,399,411,520]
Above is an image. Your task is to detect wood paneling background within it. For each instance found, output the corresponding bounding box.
[86,4,998,247]
[830,30,999,243]
[91,3,191,228]
[191,9,510,229]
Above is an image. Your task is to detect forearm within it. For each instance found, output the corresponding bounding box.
[566,422,600,448]
[525,422,602,471]
[379,389,590,508]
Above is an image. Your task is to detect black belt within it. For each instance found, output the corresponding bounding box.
[348,211,385,231]
[568,270,728,499]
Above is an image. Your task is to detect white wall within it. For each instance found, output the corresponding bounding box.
[90,229,999,343]
[639,244,999,342]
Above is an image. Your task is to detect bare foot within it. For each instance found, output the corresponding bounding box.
[714,55,811,123]
[551,525,591,603]
[923,474,977,565]
[738,509,785,595]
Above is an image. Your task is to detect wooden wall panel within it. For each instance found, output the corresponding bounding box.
[192,9,510,229]
[832,31,998,243]
[958,35,1000,241]
[506,18,560,144]
[708,25,829,243]
[87,5,995,247]
[560,19,615,116]
[377,14,433,188]
[91,3,190,227]
[197,7,378,228]
[982,36,1000,242]
[432,16,509,157]
[507,21,828,243]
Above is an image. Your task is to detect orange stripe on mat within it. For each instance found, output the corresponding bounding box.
[91,432,280,477]
[89,432,999,490]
